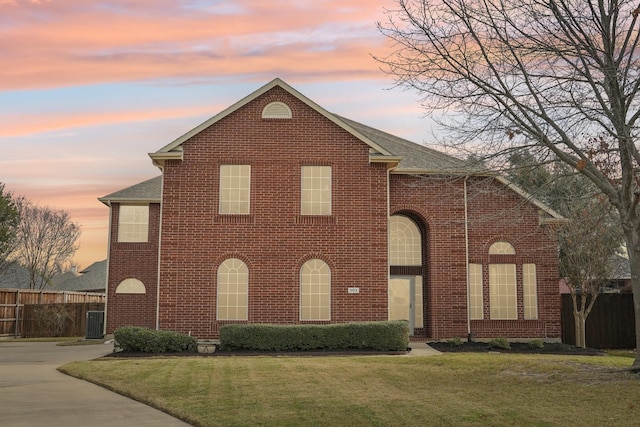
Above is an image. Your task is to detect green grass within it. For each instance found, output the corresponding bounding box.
[60,353,640,427]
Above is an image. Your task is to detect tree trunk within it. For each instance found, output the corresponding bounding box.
[574,311,586,348]
[627,241,640,368]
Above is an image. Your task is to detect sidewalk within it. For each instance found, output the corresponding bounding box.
[0,341,190,427]
[406,341,442,356]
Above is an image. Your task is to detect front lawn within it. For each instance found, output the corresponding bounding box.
[60,353,639,426]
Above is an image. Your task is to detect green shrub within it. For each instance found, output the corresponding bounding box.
[219,321,409,352]
[114,326,197,353]
[489,337,511,350]
[447,337,464,346]
[529,339,544,350]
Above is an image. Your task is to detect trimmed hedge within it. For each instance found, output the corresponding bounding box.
[114,326,197,353]
[219,321,410,352]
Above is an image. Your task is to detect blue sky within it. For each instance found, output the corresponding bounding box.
[0,0,436,268]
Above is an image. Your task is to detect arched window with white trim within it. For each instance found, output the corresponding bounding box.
[300,259,330,321]
[489,241,517,319]
[217,258,248,321]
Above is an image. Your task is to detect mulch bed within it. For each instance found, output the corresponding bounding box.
[428,341,606,356]
[103,348,411,358]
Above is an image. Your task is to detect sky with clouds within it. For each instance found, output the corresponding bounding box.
[1,0,437,269]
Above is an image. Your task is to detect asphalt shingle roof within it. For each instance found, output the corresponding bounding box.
[99,176,162,204]
[337,115,478,174]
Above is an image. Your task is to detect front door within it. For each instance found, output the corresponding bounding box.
[388,276,416,336]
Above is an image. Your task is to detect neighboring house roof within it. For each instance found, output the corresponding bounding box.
[53,260,107,293]
[49,270,80,287]
[99,176,162,204]
[0,263,33,290]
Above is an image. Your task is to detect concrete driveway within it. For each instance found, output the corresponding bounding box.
[0,340,190,427]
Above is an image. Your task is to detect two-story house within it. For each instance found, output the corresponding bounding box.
[100,78,563,341]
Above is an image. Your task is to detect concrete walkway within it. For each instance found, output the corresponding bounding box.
[406,341,441,356]
[0,340,190,427]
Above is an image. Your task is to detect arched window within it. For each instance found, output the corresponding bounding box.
[115,278,146,294]
[300,259,330,321]
[389,215,422,265]
[489,241,515,255]
[217,258,248,321]
[489,241,517,319]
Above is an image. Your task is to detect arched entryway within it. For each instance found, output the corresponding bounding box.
[389,213,427,336]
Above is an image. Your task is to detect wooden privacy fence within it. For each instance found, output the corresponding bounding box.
[0,289,105,337]
[561,293,636,349]
[20,302,105,338]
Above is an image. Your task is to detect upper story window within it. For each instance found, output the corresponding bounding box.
[118,205,149,242]
[301,166,331,216]
[389,215,422,266]
[219,165,251,215]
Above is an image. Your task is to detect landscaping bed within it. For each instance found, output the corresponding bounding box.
[428,340,607,355]
[105,346,410,358]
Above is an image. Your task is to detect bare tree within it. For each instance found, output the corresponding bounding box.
[507,151,623,347]
[13,200,81,290]
[377,0,640,366]
[559,199,622,347]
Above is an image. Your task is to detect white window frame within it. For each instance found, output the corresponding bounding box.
[117,205,149,242]
[301,166,331,216]
[300,259,331,321]
[219,165,251,215]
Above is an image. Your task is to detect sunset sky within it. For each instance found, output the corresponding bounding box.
[1,0,437,269]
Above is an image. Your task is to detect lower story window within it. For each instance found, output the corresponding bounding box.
[217,258,248,321]
[523,263,538,320]
[300,259,330,321]
[489,263,517,319]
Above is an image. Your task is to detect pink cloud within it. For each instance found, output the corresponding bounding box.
[0,104,218,138]
[0,0,390,90]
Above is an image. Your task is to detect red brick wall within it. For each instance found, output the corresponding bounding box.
[105,203,160,332]
[389,175,561,340]
[158,86,390,338]
[106,85,561,341]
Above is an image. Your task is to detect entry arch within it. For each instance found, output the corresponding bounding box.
[389,212,428,335]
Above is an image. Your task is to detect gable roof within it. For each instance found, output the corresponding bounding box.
[100,78,563,221]
[99,176,162,205]
[149,78,401,167]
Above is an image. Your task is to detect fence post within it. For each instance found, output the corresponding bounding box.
[14,290,20,338]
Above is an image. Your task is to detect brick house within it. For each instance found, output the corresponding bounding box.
[100,78,563,341]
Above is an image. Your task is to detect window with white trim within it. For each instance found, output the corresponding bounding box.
[118,205,149,242]
[523,263,538,320]
[217,258,248,321]
[301,166,331,215]
[468,263,483,320]
[300,259,331,320]
[489,241,517,320]
[115,278,146,294]
[219,165,251,214]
